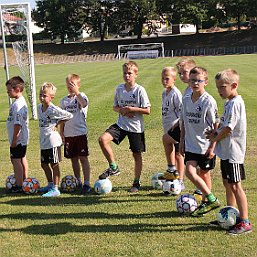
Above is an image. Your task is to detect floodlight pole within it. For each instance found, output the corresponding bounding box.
[0,4,12,105]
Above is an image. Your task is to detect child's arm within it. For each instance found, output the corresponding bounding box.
[205,122,219,158]
[206,126,231,143]
[179,121,185,156]
[114,106,150,117]
[68,81,88,108]
[11,124,21,148]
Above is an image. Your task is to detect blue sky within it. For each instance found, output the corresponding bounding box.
[1,0,36,8]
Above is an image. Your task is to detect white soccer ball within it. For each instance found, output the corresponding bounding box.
[22,177,40,194]
[5,174,16,191]
[217,206,240,230]
[151,172,165,190]
[163,179,181,196]
[176,194,198,215]
[60,175,78,192]
[94,178,112,194]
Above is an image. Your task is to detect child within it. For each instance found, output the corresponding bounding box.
[38,82,73,197]
[6,76,29,193]
[180,67,220,216]
[60,74,91,194]
[160,67,184,188]
[98,61,151,193]
[206,69,252,235]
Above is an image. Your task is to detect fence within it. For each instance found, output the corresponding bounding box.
[1,45,257,66]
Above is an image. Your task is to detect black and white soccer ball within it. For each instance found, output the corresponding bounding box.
[5,174,16,191]
[176,194,198,215]
[163,179,181,196]
[22,177,40,194]
[60,175,78,192]
[151,172,165,190]
[217,206,240,230]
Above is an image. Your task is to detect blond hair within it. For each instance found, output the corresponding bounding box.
[40,82,57,96]
[190,66,208,80]
[215,69,240,84]
[122,61,139,74]
[66,73,80,83]
[176,58,196,70]
[162,66,177,78]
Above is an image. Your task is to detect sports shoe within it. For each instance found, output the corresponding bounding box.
[158,169,180,180]
[191,198,221,217]
[42,188,61,197]
[190,201,207,217]
[228,222,252,235]
[193,188,203,202]
[38,185,53,193]
[81,184,91,195]
[129,182,141,193]
[9,186,23,193]
[99,166,120,179]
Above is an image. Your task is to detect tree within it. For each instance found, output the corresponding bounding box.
[33,0,84,43]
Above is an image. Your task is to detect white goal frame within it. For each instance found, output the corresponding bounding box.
[117,42,165,60]
[0,2,37,119]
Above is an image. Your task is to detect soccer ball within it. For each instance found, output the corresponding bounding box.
[94,178,112,194]
[5,174,16,191]
[22,177,40,194]
[60,175,78,192]
[162,179,181,196]
[217,206,240,230]
[151,172,165,190]
[176,194,198,215]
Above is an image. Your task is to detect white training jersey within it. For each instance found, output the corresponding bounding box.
[183,86,193,98]
[38,103,73,149]
[6,95,29,146]
[181,91,219,154]
[162,86,182,133]
[214,95,246,163]
[114,83,151,133]
[60,93,88,137]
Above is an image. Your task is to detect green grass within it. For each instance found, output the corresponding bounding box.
[0,55,257,257]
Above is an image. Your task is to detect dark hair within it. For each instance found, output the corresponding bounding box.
[6,76,25,92]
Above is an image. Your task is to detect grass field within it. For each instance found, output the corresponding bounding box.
[0,55,257,257]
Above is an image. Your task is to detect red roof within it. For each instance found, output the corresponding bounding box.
[3,13,23,22]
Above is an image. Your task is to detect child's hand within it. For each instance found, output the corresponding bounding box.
[120,106,135,118]
[205,148,215,159]
[205,129,217,141]
[68,81,79,95]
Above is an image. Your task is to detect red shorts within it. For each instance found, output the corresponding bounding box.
[64,134,89,158]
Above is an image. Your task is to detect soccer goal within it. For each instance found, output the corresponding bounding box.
[117,42,165,60]
[0,3,37,119]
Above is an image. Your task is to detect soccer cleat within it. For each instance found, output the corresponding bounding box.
[38,185,53,193]
[228,222,252,235]
[129,182,141,193]
[42,188,61,197]
[158,170,180,181]
[81,184,91,195]
[193,188,203,202]
[99,166,120,180]
[9,186,23,193]
[190,201,207,217]
[191,198,221,216]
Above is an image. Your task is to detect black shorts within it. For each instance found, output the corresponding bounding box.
[167,126,181,143]
[41,147,62,164]
[64,134,89,158]
[185,151,216,170]
[106,123,145,153]
[10,144,27,159]
[220,159,246,183]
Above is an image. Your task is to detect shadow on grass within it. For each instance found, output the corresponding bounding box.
[0,210,182,221]
[0,221,223,235]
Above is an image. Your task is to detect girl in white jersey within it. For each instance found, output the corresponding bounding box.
[38,83,73,197]
[180,67,220,217]
[206,69,252,235]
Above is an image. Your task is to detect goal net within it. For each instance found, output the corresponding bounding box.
[0,3,37,119]
[117,43,165,60]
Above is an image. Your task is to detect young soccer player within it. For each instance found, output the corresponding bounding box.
[6,76,29,193]
[60,74,91,194]
[180,67,220,216]
[206,69,252,235]
[38,82,73,197]
[160,67,184,188]
[98,61,151,193]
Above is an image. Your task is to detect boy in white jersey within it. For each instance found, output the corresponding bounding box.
[38,83,73,197]
[159,67,184,188]
[60,74,91,194]
[98,61,151,193]
[206,69,252,235]
[6,76,29,193]
[180,67,220,216]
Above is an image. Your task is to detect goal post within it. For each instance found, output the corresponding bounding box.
[0,2,37,119]
[117,42,165,60]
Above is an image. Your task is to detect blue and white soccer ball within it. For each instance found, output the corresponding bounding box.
[163,179,181,196]
[176,194,198,215]
[217,206,240,230]
[5,174,16,191]
[151,172,165,190]
[94,178,112,194]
